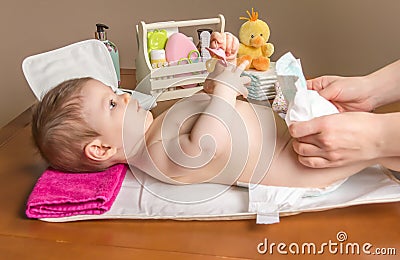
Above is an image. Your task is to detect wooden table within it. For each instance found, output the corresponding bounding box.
[0,70,399,259]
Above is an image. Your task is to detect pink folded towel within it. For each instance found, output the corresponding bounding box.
[26,164,128,219]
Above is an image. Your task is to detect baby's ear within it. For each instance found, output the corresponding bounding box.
[84,139,117,162]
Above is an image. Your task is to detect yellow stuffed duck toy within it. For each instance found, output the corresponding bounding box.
[237,8,274,71]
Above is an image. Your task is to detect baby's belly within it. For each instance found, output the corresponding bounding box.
[228,101,278,186]
[170,100,278,185]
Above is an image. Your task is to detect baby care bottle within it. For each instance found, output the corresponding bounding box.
[150,49,167,68]
[95,23,121,86]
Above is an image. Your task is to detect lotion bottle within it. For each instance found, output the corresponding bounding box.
[95,23,121,86]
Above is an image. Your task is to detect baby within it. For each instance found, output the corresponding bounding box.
[31,34,398,189]
[32,61,398,189]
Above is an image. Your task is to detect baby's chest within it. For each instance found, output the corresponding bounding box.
[147,98,271,148]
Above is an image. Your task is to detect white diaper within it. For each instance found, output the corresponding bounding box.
[237,177,347,224]
[274,52,339,124]
[246,178,347,224]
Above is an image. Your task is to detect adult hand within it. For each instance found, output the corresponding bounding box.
[289,112,383,168]
[210,32,239,62]
[307,76,376,112]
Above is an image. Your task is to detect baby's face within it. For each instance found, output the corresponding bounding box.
[81,79,153,156]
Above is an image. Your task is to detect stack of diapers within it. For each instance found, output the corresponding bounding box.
[23,40,400,224]
[242,65,277,101]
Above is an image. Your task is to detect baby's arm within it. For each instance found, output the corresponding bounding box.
[178,83,237,159]
[177,62,249,158]
[145,61,250,183]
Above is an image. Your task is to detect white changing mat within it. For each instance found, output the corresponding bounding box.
[41,165,400,222]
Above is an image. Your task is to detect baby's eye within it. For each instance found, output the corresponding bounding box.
[109,99,117,110]
[251,34,254,38]
[260,33,263,37]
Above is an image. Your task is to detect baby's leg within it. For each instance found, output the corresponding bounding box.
[378,157,400,172]
[260,138,375,188]
[255,116,375,188]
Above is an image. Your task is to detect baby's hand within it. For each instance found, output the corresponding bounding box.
[210,32,239,62]
[204,60,250,98]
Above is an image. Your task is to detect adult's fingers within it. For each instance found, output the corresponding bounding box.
[318,82,341,101]
[306,77,325,91]
[295,134,326,149]
[292,139,325,157]
[307,76,342,91]
[289,118,323,138]
[297,155,334,168]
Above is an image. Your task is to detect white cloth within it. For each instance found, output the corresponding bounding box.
[275,52,339,125]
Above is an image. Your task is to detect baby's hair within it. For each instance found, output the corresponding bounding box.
[31,77,108,172]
